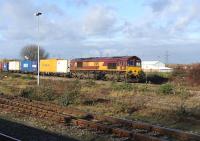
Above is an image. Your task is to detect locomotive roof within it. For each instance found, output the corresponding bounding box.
[72,56,141,62]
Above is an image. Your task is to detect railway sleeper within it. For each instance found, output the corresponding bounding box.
[93,116,167,140]
[52,115,68,123]
[151,126,200,141]
[131,132,167,141]
[0,101,67,124]
[37,112,46,118]
[93,115,200,141]
[13,99,58,113]
[72,119,112,133]
[1,96,200,141]
[129,121,200,141]
[1,99,67,120]
[31,110,38,116]
[0,104,13,112]
[13,97,84,116]
[112,128,132,138]
[71,119,166,141]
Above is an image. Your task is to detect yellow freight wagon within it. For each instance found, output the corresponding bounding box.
[40,59,57,73]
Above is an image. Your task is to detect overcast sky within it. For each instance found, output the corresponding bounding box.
[0,0,199,63]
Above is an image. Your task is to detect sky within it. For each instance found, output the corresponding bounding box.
[0,0,200,64]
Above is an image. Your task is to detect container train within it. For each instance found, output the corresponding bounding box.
[0,56,143,81]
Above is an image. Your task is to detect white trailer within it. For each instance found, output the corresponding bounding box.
[56,60,70,73]
[9,61,20,71]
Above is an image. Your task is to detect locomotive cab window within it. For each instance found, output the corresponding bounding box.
[108,63,117,69]
[127,60,135,66]
[77,62,83,68]
[136,61,141,67]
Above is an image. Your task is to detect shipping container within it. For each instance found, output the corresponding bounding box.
[3,63,9,72]
[9,61,20,72]
[40,59,70,74]
[40,59,57,73]
[57,60,70,73]
[21,60,37,73]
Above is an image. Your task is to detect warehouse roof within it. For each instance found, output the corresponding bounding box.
[142,61,163,65]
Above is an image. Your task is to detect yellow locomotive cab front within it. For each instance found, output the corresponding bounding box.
[126,58,142,76]
[126,66,142,76]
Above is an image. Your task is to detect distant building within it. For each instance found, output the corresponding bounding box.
[142,61,173,72]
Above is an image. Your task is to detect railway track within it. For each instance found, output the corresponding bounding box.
[0,94,199,141]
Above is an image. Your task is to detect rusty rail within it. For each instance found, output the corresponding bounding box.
[0,94,199,141]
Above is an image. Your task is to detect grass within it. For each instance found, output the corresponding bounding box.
[111,82,134,91]
[0,72,200,135]
[59,80,81,106]
[20,85,55,101]
[158,83,174,95]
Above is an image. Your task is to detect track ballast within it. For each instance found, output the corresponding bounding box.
[0,94,199,141]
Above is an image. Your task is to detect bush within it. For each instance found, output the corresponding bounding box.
[20,85,55,101]
[172,66,187,78]
[187,64,200,85]
[137,71,146,83]
[59,88,80,106]
[159,83,174,95]
[39,85,55,101]
[59,80,81,106]
[171,64,200,86]
[20,87,33,98]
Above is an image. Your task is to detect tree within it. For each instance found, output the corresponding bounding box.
[20,44,49,61]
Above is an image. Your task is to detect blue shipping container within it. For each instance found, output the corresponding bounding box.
[21,60,37,73]
[3,63,9,72]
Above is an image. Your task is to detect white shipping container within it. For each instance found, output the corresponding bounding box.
[9,61,20,71]
[57,60,70,73]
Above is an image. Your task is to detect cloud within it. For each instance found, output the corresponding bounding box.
[1,1,119,43]
[0,0,85,42]
[0,0,200,63]
[41,4,65,16]
[119,0,200,63]
[65,0,88,6]
[147,0,171,13]
[0,0,87,61]
[0,0,36,40]
[173,4,200,31]
[124,0,200,40]
[83,5,118,36]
